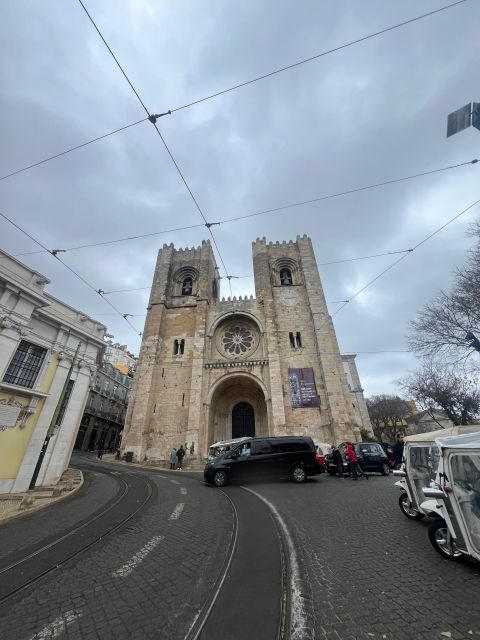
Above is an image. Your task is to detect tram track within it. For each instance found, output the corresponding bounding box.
[0,462,155,606]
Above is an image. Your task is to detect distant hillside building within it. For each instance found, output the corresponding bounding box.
[0,250,105,493]
[122,235,368,464]
[104,341,137,376]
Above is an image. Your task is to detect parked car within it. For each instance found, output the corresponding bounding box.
[325,442,390,476]
[204,436,321,487]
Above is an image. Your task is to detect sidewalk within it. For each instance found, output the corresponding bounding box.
[0,468,83,525]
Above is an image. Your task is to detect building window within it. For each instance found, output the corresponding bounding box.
[3,340,47,388]
[55,380,75,427]
[289,332,302,349]
[173,339,185,356]
[181,277,193,295]
[280,268,292,286]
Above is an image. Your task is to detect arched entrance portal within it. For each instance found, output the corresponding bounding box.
[232,402,255,438]
[207,373,269,446]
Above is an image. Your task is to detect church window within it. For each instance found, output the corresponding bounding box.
[222,325,254,356]
[289,332,302,349]
[280,268,292,286]
[181,276,193,295]
[173,339,185,356]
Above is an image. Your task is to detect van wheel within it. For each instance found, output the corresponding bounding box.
[427,519,463,561]
[213,470,228,487]
[399,492,424,520]
[291,465,307,483]
[381,463,390,476]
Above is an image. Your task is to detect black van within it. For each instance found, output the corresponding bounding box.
[203,436,321,487]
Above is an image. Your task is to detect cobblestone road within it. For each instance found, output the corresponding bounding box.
[0,461,234,640]
[248,473,480,640]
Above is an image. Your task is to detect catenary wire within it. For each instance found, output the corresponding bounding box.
[13,222,205,257]
[77,0,233,297]
[0,210,141,335]
[332,196,480,316]
[217,159,478,224]
[171,0,469,113]
[10,158,477,258]
[0,1,468,183]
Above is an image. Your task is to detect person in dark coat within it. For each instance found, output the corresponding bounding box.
[176,445,185,470]
[331,446,344,478]
[393,435,405,469]
[169,448,177,470]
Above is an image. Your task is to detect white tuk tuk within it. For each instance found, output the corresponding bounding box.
[393,426,480,520]
[421,430,480,561]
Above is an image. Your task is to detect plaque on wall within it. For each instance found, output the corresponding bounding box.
[288,368,320,408]
[0,399,23,431]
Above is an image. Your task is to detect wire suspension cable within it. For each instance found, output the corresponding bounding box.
[0,210,141,335]
[77,0,233,296]
[171,0,468,112]
[218,159,478,224]
[0,1,468,183]
[332,196,480,316]
[10,159,477,258]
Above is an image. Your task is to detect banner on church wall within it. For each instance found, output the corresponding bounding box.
[288,368,320,408]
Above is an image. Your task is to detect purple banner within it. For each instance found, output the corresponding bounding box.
[288,368,320,408]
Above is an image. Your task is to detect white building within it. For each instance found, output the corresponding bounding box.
[0,250,106,493]
[341,355,373,435]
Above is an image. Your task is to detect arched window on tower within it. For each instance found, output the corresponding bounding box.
[280,268,292,286]
[181,276,193,295]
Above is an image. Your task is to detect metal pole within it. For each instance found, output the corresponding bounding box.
[28,342,81,491]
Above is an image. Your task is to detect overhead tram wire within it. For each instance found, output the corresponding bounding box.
[13,221,206,257]
[217,159,478,225]
[77,0,234,298]
[332,196,480,317]
[0,210,141,336]
[171,0,469,113]
[0,0,469,183]
[11,158,478,259]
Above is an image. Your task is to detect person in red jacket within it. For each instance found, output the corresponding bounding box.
[344,443,368,480]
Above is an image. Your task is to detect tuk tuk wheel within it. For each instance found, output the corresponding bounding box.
[398,492,424,520]
[428,519,463,561]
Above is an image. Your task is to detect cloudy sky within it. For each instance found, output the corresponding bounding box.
[1,0,478,396]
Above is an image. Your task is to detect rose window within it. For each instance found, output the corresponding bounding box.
[222,325,254,356]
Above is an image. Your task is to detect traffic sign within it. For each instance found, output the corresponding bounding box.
[472,103,480,132]
[446,103,472,137]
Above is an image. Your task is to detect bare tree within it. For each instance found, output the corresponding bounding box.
[399,360,480,426]
[366,395,412,442]
[408,220,480,362]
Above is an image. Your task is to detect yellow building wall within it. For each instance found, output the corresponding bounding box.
[0,354,58,480]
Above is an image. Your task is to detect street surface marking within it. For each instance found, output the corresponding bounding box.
[169,502,185,520]
[170,479,180,485]
[242,487,309,640]
[30,609,82,639]
[157,475,167,478]
[112,536,164,578]
[180,487,187,495]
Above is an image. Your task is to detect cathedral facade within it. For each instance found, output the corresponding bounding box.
[121,235,370,463]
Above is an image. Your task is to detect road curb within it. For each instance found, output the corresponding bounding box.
[0,469,84,527]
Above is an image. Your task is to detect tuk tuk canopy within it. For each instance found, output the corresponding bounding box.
[435,430,480,449]
[404,425,480,444]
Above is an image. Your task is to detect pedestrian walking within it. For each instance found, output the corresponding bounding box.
[169,448,177,470]
[393,434,405,469]
[331,445,344,478]
[345,442,368,480]
[97,448,103,460]
[176,445,185,470]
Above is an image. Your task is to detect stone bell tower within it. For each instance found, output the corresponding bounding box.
[122,240,219,462]
[252,234,358,444]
